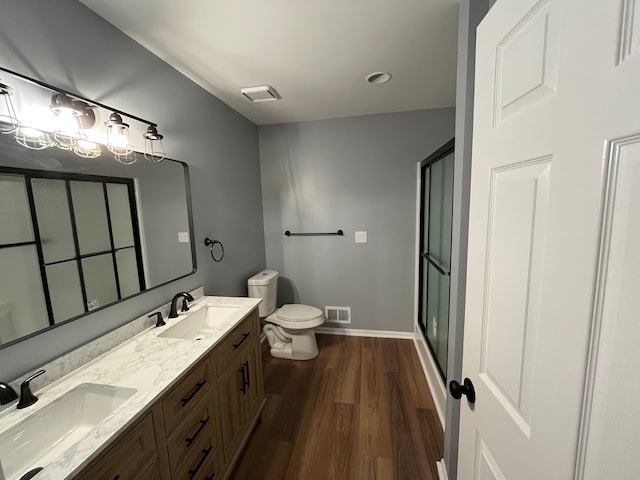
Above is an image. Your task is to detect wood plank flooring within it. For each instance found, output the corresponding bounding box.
[230,334,444,480]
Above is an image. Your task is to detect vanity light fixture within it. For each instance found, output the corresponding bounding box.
[0,80,19,134]
[114,151,137,165]
[105,112,134,156]
[50,94,93,151]
[15,126,53,150]
[143,125,165,162]
[0,65,166,165]
[74,139,101,159]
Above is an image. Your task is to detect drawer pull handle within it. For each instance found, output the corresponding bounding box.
[186,417,209,447]
[181,380,206,406]
[189,446,212,479]
[243,361,250,390]
[186,416,210,446]
[232,332,250,349]
[239,365,247,394]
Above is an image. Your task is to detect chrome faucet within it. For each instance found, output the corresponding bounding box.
[17,369,45,409]
[169,292,194,318]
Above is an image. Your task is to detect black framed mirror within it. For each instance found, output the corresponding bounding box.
[0,133,195,349]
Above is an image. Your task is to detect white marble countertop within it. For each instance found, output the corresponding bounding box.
[0,295,261,480]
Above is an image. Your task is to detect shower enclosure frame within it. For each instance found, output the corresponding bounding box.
[417,138,455,382]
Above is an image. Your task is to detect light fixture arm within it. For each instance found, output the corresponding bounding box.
[0,65,157,128]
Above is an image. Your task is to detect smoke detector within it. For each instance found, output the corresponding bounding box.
[241,85,281,102]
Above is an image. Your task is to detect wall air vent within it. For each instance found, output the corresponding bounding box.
[240,85,281,102]
[324,306,351,324]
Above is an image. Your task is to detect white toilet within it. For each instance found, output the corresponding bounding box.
[247,270,324,360]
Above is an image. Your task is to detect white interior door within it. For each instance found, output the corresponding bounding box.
[456,0,640,478]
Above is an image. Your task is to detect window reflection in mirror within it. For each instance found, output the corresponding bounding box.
[0,135,194,348]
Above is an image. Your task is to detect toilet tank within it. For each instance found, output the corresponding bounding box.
[247,270,279,317]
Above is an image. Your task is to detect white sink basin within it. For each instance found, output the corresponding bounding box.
[0,383,136,480]
[158,305,240,340]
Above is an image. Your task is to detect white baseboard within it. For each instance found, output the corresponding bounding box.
[436,459,448,480]
[315,327,414,339]
[413,326,446,428]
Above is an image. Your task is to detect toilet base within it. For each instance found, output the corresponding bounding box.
[263,323,319,360]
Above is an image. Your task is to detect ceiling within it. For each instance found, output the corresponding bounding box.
[79,0,460,125]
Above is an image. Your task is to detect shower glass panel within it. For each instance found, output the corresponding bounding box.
[418,140,454,380]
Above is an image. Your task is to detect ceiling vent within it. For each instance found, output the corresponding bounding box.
[241,85,281,102]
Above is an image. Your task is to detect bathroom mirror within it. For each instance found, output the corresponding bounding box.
[0,133,195,348]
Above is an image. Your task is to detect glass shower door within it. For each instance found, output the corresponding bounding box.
[419,141,454,380]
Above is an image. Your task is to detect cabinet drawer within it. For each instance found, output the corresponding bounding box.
[162,359,213,436]
[215,310,258,376]
[173,435,220,480]
[191,452,220,480]
[167,400,218,473]
[75,412,156,480]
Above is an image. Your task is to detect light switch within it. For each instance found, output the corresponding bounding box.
[355,231,367,243]
[178,232,190,243]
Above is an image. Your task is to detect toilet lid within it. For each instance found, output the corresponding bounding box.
[277,304,323,321]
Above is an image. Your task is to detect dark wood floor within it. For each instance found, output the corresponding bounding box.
[230,334,444,480]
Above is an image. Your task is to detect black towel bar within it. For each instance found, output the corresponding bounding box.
[284,230,344,237]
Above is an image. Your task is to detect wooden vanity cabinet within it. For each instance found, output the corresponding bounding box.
[73,307,264,480]
[74,411,158,480]
[215,308,265,477]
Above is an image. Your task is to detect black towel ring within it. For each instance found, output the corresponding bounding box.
[204,238,224,262]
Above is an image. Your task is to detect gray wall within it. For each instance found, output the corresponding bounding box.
[259,109,455,332]
[444,1,490,479]
[0,0,265,380]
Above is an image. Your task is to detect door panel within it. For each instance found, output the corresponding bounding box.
[493,0,560,126]
[476,436,507,480]
[579,138,640,478]
[481,158,550,427]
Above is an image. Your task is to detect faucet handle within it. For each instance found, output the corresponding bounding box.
[0,381,18,405]
[17,369,45,410]
[149,311,165,327]
[181,297,190,312]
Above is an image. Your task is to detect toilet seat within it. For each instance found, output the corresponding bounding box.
[266,304,324,329]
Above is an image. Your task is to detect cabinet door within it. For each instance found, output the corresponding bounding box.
[242,342,263,420]
[217,359,246,462]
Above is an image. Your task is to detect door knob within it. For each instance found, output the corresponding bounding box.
[449,377,476,404]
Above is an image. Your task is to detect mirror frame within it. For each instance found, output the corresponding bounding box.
[0,154,197,351]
